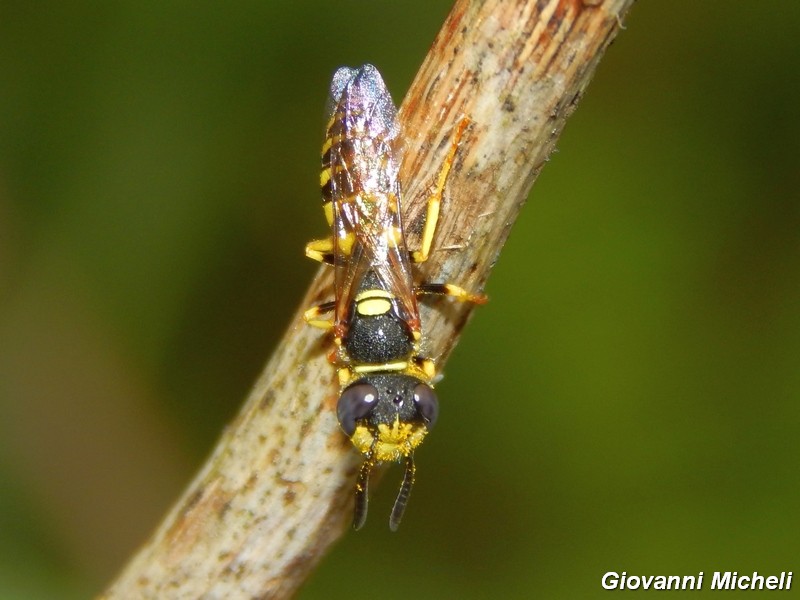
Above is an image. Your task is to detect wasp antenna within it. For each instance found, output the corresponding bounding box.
[389,453,416,532]
[353,448,376,530]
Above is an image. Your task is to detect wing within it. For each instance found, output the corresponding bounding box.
[325,65,420,338]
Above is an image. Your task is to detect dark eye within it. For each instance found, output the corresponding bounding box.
[337,382,379,436]
[413,383,439,428]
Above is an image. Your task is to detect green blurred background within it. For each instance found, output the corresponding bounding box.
[1,1,798,598]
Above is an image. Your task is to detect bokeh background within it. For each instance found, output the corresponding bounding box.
[1,1,798,598]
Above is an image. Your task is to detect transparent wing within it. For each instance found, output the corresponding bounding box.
[326,65,420,338]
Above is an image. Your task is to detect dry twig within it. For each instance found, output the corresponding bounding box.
[102,0,635,597]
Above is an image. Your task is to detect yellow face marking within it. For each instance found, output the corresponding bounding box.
[351,418,429,462]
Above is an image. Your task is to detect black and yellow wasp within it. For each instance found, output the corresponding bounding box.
[304,64,485,530]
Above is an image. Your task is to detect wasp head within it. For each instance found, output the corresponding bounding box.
[336,372,438,530]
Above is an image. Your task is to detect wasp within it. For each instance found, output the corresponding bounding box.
[304,64,485,530]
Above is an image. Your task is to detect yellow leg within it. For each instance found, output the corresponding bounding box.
[305,237,334,264]
[415,282,487,305]
[303,300,336,330]
[412,118,470,264]
[414,357,437,381]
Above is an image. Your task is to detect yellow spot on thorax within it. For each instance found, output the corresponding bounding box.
[355,289,393,317]
[356,297,391,316]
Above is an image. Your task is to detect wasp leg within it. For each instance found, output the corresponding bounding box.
[303,299,336,330]
[389,452,416,532]
[305,237,335,264]
[411,356,437,381]
[411,118,470,264]
[415,282,487,305]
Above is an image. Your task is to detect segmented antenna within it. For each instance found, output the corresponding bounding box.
[389,453,416,531]
[353,446,376,530]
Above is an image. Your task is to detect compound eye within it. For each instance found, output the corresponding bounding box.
[413,383,439,429]
[337,382,379,436]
